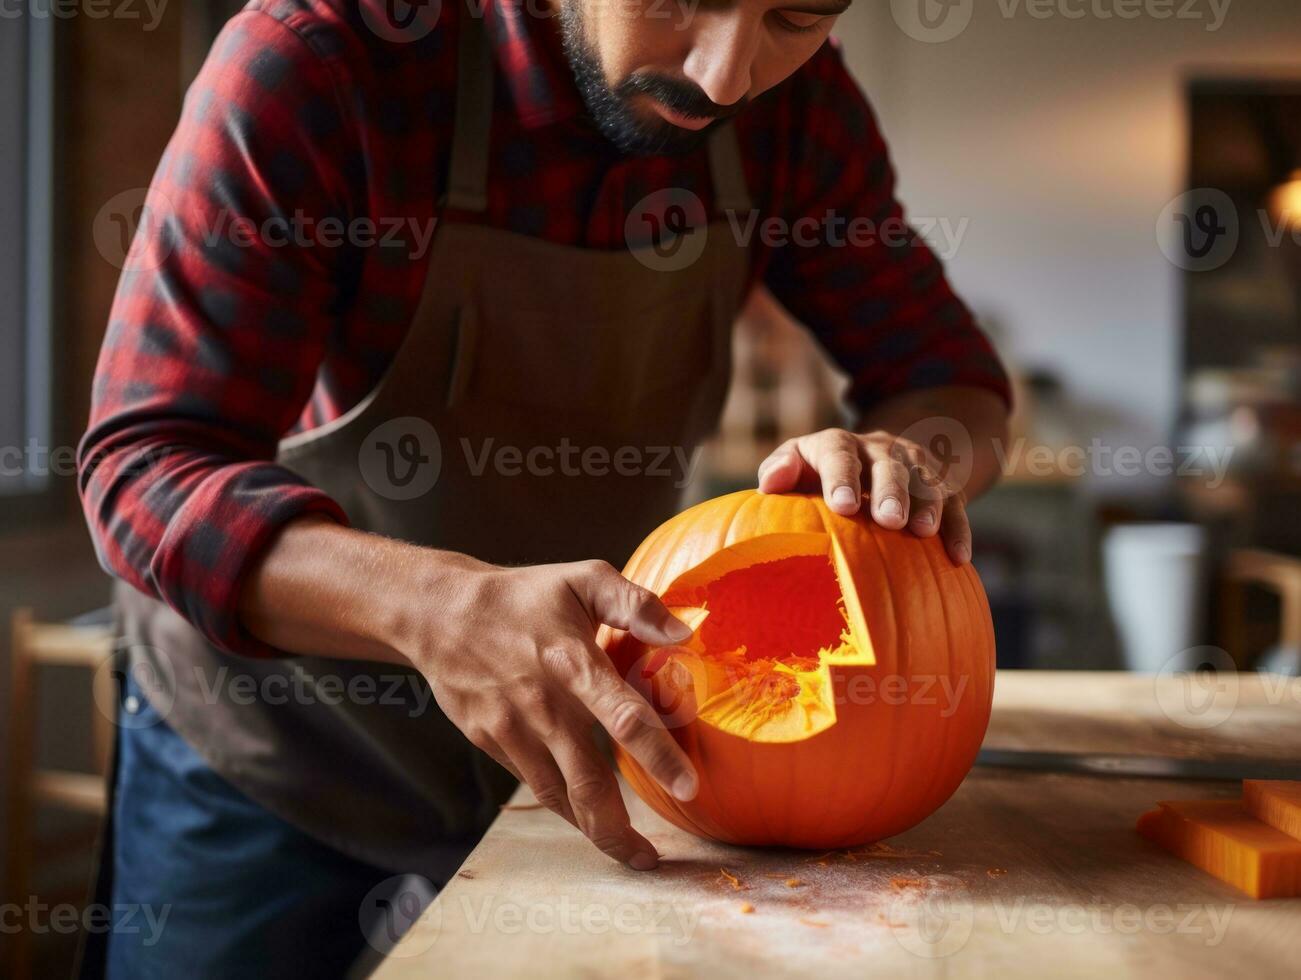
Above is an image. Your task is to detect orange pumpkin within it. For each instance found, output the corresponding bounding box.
[601,490,995,849]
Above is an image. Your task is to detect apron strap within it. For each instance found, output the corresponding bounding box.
[443,0,753,218]
[444,0,494,213]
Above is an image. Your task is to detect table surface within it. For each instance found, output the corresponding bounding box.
[373,671,1301,979]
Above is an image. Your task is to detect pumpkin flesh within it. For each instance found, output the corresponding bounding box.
[652,534,873,744]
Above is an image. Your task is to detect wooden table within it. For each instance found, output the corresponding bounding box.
[374,672,1301,979]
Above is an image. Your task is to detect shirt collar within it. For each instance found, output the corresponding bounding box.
[485,0,583,129]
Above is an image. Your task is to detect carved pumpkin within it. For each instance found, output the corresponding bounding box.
[602,490,995,849]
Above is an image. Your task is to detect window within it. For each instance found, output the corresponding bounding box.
[0,10,53,497]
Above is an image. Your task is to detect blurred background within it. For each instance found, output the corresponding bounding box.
[2,0,1299,974]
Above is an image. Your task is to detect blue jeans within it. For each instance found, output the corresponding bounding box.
[92,671,440,979]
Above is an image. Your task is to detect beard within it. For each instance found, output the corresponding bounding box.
[556,3,745,156]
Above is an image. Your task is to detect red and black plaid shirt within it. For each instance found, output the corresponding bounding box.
[79,0,1010,657]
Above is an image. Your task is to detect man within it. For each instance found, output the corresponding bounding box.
[78,0,1010,974]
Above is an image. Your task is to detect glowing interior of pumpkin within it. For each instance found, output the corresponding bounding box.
[656,532,875,744]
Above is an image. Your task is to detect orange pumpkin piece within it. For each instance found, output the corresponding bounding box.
[1243,780,1301,841]
[601,490,996,849]
[1137,799,1301,899]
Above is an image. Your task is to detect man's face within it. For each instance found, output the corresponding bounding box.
[558,0,846,155]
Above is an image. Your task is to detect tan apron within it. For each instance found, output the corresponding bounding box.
[112,7,753,876]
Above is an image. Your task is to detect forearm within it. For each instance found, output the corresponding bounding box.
[856,385,1010,501]
[236,515,486,665]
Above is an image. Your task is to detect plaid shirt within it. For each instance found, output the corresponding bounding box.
[79,0,1010,657]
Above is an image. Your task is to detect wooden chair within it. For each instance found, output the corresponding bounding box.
[1220,550,1301,671]
[5,608,115,980]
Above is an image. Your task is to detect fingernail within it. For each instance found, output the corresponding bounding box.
[630,851,658,871]
[914,511,935,528]
[832,486,858,509]
[664,615,694,643]
[879,498,903,520]
[953,543,971,563]
[672,772,698,801]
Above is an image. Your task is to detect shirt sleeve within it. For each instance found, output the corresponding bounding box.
[77,10,359,657]
[760,42,1012,419]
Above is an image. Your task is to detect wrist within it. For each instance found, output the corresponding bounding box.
[237,513,492,666]
[379,546,497,670]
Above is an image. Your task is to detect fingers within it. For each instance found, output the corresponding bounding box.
[549,730,660,870]
[492,728,577,826]
[755,428,975,557]
[465,714,574,824]
[578,561,692,646]
[868,455,911,529]
[939,492,973,564]
[810,430,865,515]
[862,434,953,540]
[759,432,864,514]
[466,730,521,781]
[541,643,698,804]
[907,464,946,538]
[468,696,660,870]
[756,439,811,494]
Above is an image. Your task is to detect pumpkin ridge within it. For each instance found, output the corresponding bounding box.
[858,524,909,841]
[916,539,961,821]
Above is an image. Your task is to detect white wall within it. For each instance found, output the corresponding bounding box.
[832,1,1301,474]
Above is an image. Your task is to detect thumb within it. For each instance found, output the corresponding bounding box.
[582,563,694,646]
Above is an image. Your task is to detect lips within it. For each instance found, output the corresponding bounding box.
[648,100,716,132]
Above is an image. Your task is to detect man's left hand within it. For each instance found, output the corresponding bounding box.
[757,427,972,564]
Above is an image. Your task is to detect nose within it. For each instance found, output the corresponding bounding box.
[681,12,758,109]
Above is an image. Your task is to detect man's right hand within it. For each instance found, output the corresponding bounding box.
[395,557,699,870]
[240,517,698,870]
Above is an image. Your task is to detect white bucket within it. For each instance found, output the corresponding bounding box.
[1103,523,1208,672]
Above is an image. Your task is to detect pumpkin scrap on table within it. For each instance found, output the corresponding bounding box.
[716,868,746,891]
[1243,779,1301,840]
[1137,780,1301,899]
[601,490,996,849]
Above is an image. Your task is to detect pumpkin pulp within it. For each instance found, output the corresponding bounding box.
[651,532,875,744]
